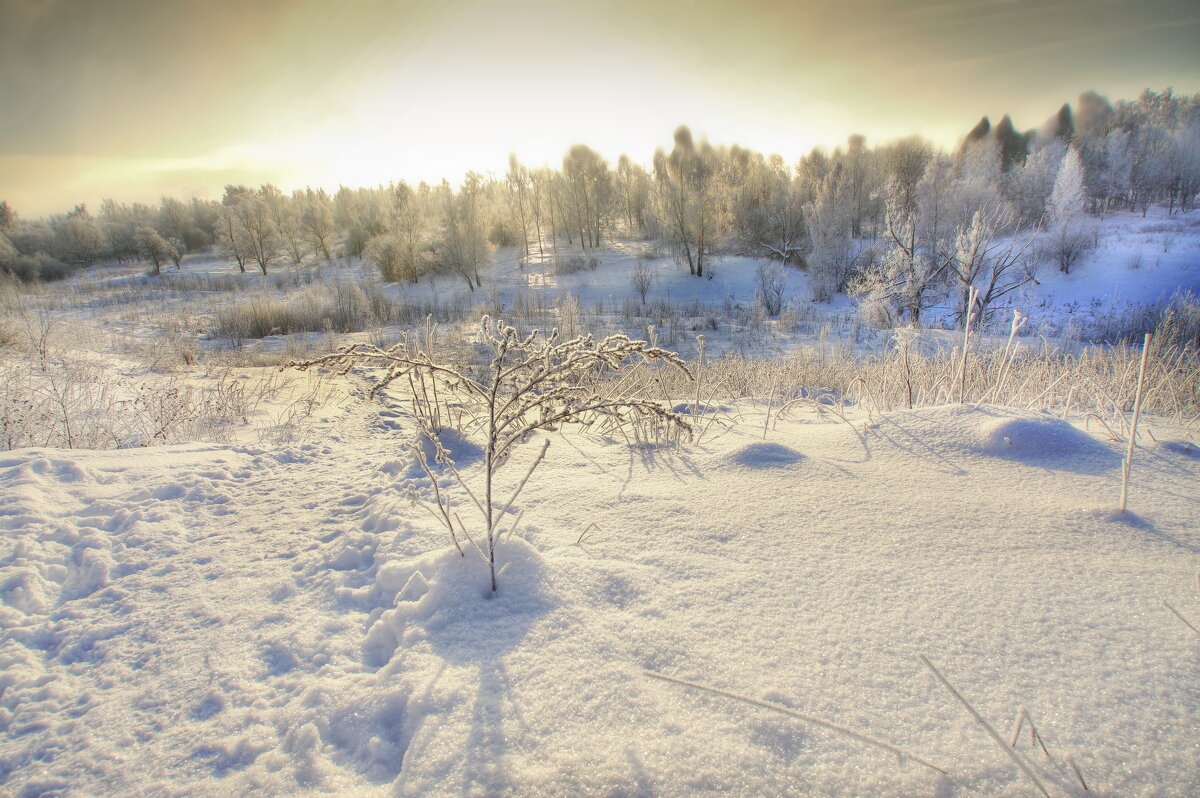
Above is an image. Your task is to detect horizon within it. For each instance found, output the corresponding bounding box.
[3,0,1199,217]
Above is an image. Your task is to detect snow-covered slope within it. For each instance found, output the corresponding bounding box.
[2,393,1197,796]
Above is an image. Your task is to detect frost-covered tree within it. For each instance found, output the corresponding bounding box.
[505,155,535,259]
[54,208,107,268]
[1046,148,1090,273]
[653,126,720,278]
[298,188,335,263]
[1167,123,1200,213]
[157,196,203,253]
[223,185,283,275]
[435,174,489,291]
[97,199,142,263]
[879,136,933,215]
[215,201,251,273]
[563,145,611,249]
[805,166,853,302]
[948,207,1037,326]
[0,201,17,234]
[735,154,805,264]
[1127,123,1171,216]
[843,134,879,236]
[615,155,651,239]
[950,137,1008,233]
[134,226,175,276]
[1009,140,1066,224]
[260,184,306,267]
[852,180,947,327]
[916,154,956,267]
[755,261,786,316]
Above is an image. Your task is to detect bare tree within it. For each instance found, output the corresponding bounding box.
[654,126,720,278]
[805,165,854,302]
[262,184,306,267]
[224,185,282,275]
[436,175,488,291]
[298,188,335,263]
[948,207,1038,326]
[134,226,175,276]
[563,145,611,249]
[755,261,786,316]
[631,261,653,304]
[54,208,107,268]
[853,181,948,327]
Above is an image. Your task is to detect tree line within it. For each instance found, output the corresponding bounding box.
[2,87,1197,325]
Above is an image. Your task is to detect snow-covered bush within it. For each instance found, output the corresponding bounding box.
[553,255,599,276]
[291,317,691,592]
[755,261,786,316]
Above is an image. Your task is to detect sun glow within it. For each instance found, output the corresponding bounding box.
[5,0,1196,215]
[243,1,842,193]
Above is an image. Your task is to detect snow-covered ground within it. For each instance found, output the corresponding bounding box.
[2,392,1198,796]
[2,208,1199,796]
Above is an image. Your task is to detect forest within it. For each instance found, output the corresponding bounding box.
[3,88,1198,332]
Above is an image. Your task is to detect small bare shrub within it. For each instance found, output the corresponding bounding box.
[553,255,599,276]
[631,261,653,304]
[755,262,785,316]
[291,317,691,592]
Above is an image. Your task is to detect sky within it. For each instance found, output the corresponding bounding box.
[1,0,1198,217]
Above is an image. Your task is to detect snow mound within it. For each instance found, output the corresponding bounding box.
[724,442,805,469]
[1159,439,1199,459]
[364,537,555,668]
[869,406,1121,473]
[979,414,1121,470]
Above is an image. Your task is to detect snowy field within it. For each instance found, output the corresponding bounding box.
[2,398,1198,796]
[2,209,1199,796]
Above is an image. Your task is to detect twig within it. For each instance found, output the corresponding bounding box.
[501,508,525,544]
[454,511,487,561]
[645,671,947,775]
[496,439,550,520]
[1163,600,1200,636]
[576,521,601,546]
[1066,756,1091,793]
[397,571,430,601]
[1009,707,1051,758]
[919,656,1050,797]
[1120,333,1151,514]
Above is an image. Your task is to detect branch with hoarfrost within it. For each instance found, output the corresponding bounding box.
[290,316,692,592]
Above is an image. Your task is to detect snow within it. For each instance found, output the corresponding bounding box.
[2,207,1199,795]
[2,394,1198,796]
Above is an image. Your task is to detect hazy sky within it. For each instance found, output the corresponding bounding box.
[2,0,1198,216]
